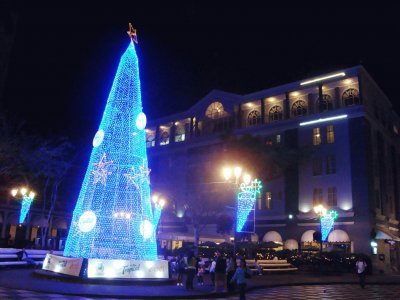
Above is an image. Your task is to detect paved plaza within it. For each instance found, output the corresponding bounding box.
[0,268,400,299]
[0,284,399,300]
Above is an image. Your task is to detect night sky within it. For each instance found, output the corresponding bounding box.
[4,2,400,139]
[3,2,400,203]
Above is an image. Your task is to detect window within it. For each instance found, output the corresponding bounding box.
[318,94,333,112]
[342,88,360,106]
[206,102,224,119]
[266,192,272,209]
[291,100,307,117]
[269,106,283,122]
[146,131,156,148]
[175,125,186,142]
[313,188,323,207]
[257,193,262,210]
[312,157,323,176]
[276,134,281,144]
[326,155,336,174]
[313,128,321,145]
[159,131,170,146]
[247,110,261,126]
[326,125,334,144]
[327,187,337,207]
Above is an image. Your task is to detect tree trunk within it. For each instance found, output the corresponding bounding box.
[194,224,200,256]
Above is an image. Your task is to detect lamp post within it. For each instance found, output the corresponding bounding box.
[313,204,327,254]
[11,187,36,224]
[222,166,251,257]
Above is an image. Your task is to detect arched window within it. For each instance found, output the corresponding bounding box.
[291,100,307,117]
[205,102,224,119]
[159,131,170,145]
[247,110,261,126]
[269,106,283,122]
[318,94,333,112]
[342,88,360,106]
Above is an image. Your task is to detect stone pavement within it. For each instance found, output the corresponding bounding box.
[0,268,399,299]
[1,284,400,300]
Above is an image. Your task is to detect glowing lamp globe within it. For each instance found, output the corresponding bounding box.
[140,220,153,239]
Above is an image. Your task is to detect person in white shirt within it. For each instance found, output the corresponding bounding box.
[355,257,367,288]
[209,258,216,285]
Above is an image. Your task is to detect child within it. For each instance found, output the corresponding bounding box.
[197,264,204,285]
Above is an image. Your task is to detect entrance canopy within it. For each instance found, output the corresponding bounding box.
[327,229,350,242]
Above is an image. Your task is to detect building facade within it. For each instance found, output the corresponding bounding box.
[146,66,400,273]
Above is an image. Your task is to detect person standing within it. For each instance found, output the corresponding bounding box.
[176,254,185,286]
[226,256,237,292]
[185,252,196,290]
[230,259,252,300]
[209,257,216,285]
[356,257,367,288]
[214,251,227,293]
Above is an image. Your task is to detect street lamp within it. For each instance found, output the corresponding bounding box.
[11,187,36,224]
[222,166,251,257]
[152,193,167,233]
[313,204,327,254]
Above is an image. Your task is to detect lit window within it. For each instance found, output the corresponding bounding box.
[269,106,283,122]
[312,157,323,176]
[247,110,261,126]
[313,128,321,145]
[175,124,186,142]
[206,102,224,119]
[159,131,170,146]
[257,193,262,210]
[266,192,272,209]
[342,88,360,106]
[326,155,336,174]
[318,94,333,112]
[328,187,337,207]
[146,131,156,148]
[291,100,307,117]
[326,125,334,144]
[313,188,323,207]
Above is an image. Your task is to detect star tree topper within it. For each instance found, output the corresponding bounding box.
[127,23,138,44]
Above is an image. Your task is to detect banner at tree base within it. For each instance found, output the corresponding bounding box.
[42,254,83,277]
[87,259,168,279]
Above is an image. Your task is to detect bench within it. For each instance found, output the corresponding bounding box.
[240,259,298,273]
[0,248,63,268]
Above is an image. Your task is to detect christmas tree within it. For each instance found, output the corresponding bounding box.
[64,26,158,260]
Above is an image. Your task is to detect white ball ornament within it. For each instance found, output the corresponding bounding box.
[136,112,147,130]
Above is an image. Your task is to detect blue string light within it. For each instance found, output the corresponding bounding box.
[236,179,262,232]
[320,210,338,241]
[64,41,158,260]
[19,195,33,224]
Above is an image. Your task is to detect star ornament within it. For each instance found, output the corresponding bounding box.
[139,165,151,184]
[124,167,141,189]
[127,23,138,44]
[92,153,113,186]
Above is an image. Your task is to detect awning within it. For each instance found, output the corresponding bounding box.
[375,230,400,242]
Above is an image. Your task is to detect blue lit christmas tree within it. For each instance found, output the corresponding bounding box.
[64,25,158,260]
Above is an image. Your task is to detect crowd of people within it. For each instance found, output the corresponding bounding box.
[168,250,252,299]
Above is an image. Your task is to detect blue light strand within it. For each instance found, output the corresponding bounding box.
[19,195,33,224]
[236,179,262,232]
[320,210,338,241]
[64,41,157,260]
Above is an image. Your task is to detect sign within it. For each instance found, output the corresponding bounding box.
[88,259,168,279]
[78,211,97,232]
[42,254,83,277]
